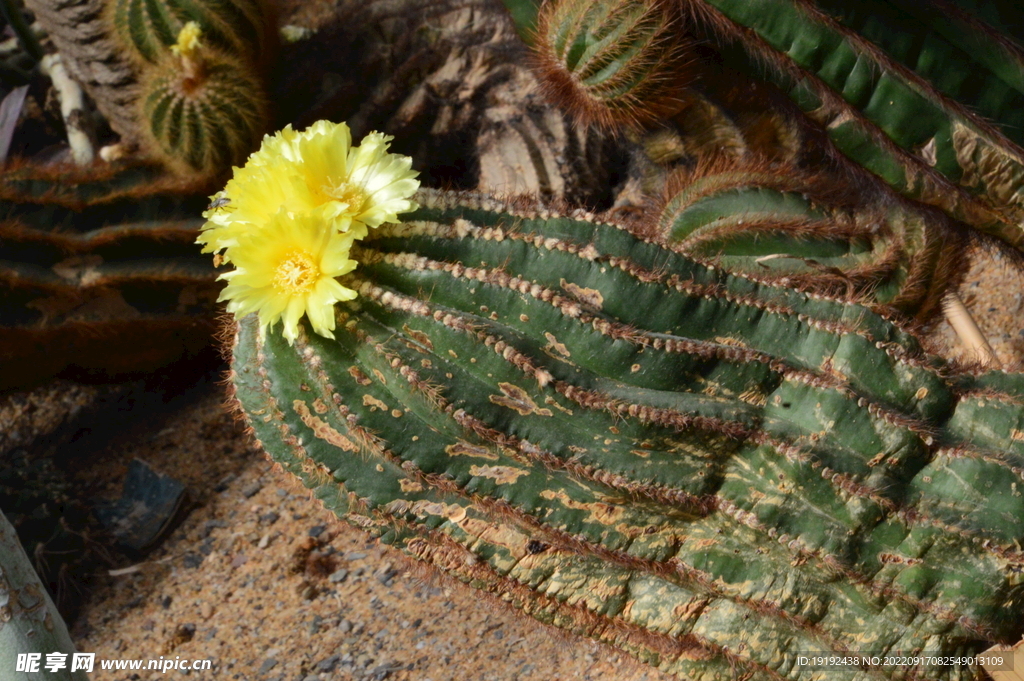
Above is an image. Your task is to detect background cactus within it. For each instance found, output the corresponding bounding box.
[655,159,968,321]
[531,0,695,131]
[668,0,1024,253]
[521,0,1011,353]
[110,0,269,66]
[0,508,88,681]
[229,189,1024,680]
[24,0,271,180]
[139,45,269,175]
[0,161,219,389]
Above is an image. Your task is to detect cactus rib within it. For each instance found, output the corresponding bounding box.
[680,0,1024,252]
[0,162,220,388]
[230,190,1024,680]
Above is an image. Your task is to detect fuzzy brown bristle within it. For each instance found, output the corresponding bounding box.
[531,0,700,132]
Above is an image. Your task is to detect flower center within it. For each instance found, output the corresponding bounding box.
[273,250,318,294]
[321,178,367,213]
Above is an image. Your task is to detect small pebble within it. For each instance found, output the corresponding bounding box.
[260,511,280,524]
[202,519,228,538]
[315,654,340,672]
[308,524,326,537]
[258,533,272,549]
[345,551,367,561]
[213,474,235,492]
[338,619,352,633]
[241,481,263,498]
[200,602,214,620]
[258,658,278,674]
[328,568,349,583]
[182,553,203,569]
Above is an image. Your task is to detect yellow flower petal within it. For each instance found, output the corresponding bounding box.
[216,210,358,344]
[197,121,420,260]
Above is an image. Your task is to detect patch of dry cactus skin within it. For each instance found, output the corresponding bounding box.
[0,162,219,389]
[110,0,269,66]
[654,158,969,322]
[139,49,269,176]
[532,0,696,131]
[230,189,1024,681]
[677,0,1024,252]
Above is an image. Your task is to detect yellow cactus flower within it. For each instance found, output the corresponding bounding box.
[200,120,419,342]
[199,121,419,253]
[171,21,203,60]
[286,121,421,229]
[216,210,359,344]
[197,166,348,263]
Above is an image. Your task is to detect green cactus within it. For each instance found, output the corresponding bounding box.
[228,188,1024,680]
[531,0,696,130]
[110,0,269,66]
[139,47,269,175]
[0,447,94,622]
[0,161,220,389]
[0,508,88,681]
[672,0,1024,253]
[655,160,968,321]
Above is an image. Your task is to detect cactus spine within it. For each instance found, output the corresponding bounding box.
[230,189,1024,680]
[532,0,695,130]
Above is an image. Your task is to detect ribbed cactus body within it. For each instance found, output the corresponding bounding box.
[533,0,694,130]
[679,0,1024,252]
[140,52,268,175]
[655,163,966,319]
[111,0,267,65]
[230,189,1024,680]
[0,163,220,389]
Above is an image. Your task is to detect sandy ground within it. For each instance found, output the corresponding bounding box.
[60,383,670,681]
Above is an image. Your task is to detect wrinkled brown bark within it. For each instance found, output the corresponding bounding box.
[23,0,141,146]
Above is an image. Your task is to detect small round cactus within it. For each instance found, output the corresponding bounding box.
[139,27,268,176]
[110,0,269,66]
[531,0,696,131]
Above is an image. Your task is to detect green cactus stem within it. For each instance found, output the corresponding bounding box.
[532,0,696,130]
[0,508,88,681]
[110,0,269,66]
[653,159,968,321]
[0,162,220,389]
[677,0,1024,252]
[139,42,269,177]
[229,188,1024,680]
